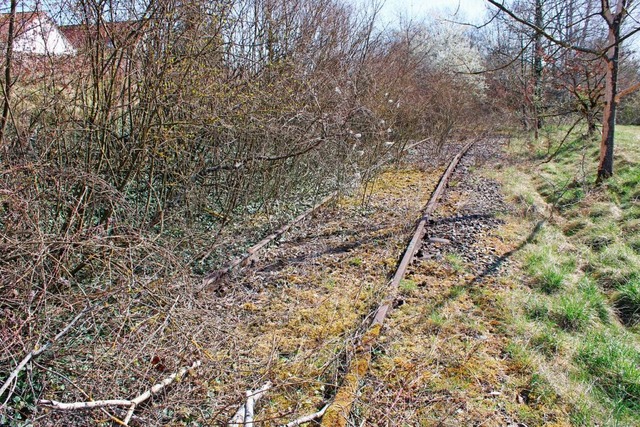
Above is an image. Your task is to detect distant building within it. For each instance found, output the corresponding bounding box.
[59,20,141,53]
[0,11,76,56]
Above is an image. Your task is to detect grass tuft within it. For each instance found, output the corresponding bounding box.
[537,268,566,294]
[530,329,562,357]
[554,294,593,331]
[589,243,640,288]
[524,250,568,294]
[613,279,640,326]
[562,218,590,236]
[525,295,550,320]
[576,331,640,411]
[578,276,610,323]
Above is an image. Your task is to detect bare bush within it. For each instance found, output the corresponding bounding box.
[0,0,488,425]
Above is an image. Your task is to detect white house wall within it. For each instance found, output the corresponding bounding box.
[12,15,76,55]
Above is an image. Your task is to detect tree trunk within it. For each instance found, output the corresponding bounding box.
[597,3,625,183]
[0,0,17,148]
[533,0,544,140]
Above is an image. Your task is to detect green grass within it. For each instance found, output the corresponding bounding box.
[399,278,418,294]
[576,331,640,411]
[537,268,566,293]
[444,252,466,273]
[576,221,620,251]
[348,257,363,267]
[500,125,640,426]
[614,279,640,326]
[525,295,550,320]
[523,242,574,294]
[554,293,594,331]
[530,328,563,357]
[588,243,640,288]
[578,276,610,323]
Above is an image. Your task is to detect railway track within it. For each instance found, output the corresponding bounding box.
[318,141,475,427]
[31,139,513,426]
[210,140,490,426]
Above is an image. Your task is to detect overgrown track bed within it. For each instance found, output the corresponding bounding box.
[355,140,537,426]
[1,140,498,427]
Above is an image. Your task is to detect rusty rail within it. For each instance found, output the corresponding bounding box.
[320,140,475,427]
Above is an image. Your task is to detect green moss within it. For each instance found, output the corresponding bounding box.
[348,257,363,267]
[444,253,466,273]
[399,278,418,294]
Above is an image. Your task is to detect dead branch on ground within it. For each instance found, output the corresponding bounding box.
[0,306,91,409]
[282,404,329,427]
[228,381,272,427]
[39,360,202,425]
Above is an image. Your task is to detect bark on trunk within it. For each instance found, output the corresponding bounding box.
[0,0,17,147]
[533,0,544,140]
[597,1,626,183]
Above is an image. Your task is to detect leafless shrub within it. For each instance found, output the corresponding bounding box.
[0,0,488,424]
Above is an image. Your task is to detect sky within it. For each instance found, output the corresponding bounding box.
[369,0,490,25]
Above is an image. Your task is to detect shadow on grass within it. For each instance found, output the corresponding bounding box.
[469,220,545,286]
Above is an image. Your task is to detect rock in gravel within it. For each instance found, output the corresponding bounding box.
[418,140,512,275]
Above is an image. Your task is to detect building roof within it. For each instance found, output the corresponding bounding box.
[0,10,141,53]
[0,10,77,55]
[0,11,49,44]
[59,21,142,50]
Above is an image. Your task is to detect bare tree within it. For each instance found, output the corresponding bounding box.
[486,0,640,182]
[0,0,17,147]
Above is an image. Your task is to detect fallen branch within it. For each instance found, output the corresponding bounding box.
[38,399,134,410]
[200,192,337,291]
[282,404,329,427]
[201,138,432,291]
[39,360,202,425]
[320,140,476,427]
[0,306,91,409]
[228,381,272,427]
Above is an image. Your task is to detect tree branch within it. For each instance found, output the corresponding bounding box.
[615,80,640,101]
[486,0,600,55]
[282,404,329,427]
[39,360,202,426]
[228,382,272,427]
[0,306,92,409]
